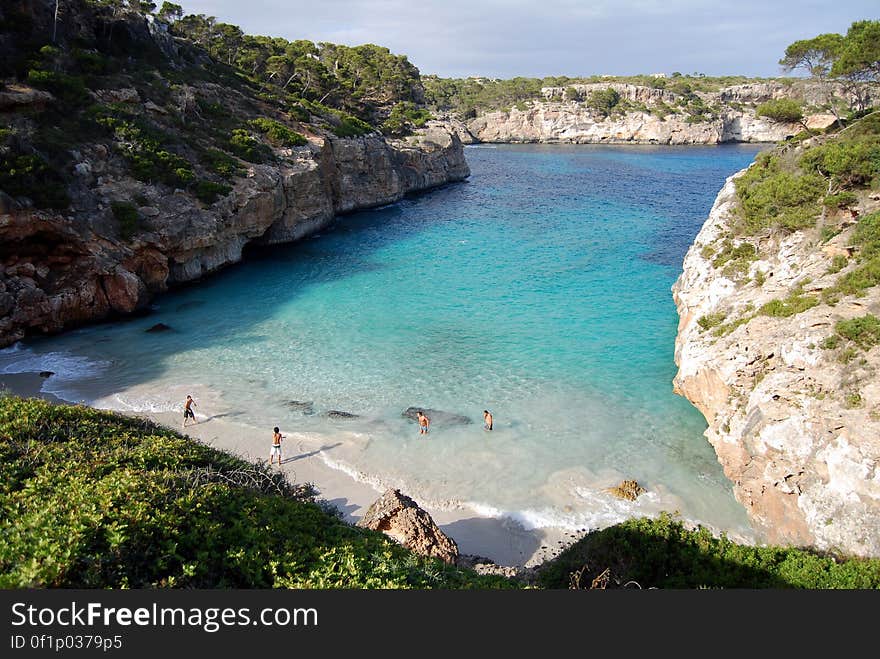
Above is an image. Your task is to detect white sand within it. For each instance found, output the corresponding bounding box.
[2,372,577,567]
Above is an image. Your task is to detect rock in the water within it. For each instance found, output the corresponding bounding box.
[145,322,172,333]
[39,371,54,378]
[326,410,359,419]
[357,489,459,564]
[607,480,647,501]
[286,400,315,415]
[402,406,472,426]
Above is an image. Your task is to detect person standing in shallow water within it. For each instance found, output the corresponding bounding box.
[270,426,284,465]
[183,395,196,428]
[417,410,430,435]
[483,410,493,431]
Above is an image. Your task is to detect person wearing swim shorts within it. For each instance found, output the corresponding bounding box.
[417,410,430,435]
[483,410,493,431]
[183,395,196,428]
[270,426,284,465]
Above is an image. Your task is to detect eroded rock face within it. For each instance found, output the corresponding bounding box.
[0,124,468,347]
[467,80,879,145]
[357,488,459,564]
[672,172,880,557]
[468,104,798,144]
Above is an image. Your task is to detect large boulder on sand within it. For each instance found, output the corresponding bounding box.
[357,489,459,564]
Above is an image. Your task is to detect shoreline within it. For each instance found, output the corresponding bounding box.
[0,371,576,568]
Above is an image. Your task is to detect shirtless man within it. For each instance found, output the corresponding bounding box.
[270,426,284,465]
[416,410,430,435]
[183,395,196,428]
[483,410,493,431]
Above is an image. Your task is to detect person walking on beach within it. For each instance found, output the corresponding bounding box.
[483,410,493,431]
[270,426,284,465]
[417,410,430,435]
[182,395,197,428]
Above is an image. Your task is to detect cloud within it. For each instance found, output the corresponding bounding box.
[174,0,879,77]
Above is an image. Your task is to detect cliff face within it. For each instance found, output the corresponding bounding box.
[672,172,880,557]
[468,105,797,144]
[465,80,877,145]
[0,122,468,347]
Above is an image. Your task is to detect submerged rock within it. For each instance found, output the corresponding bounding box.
[285,400,315,415]
[326,410,359,419]
[607,480,647,501]
[145,322,172,333]
[357,489,459,564]
[402,407,472,426]
[175,300,206,312]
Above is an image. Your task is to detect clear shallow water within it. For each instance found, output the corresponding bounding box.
[1,143,764,537]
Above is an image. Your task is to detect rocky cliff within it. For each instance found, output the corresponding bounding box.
[464,80,874,144]
[672,128,880,556]
[0,121,468,347]
[0,1,469,347]
[468,104,799,144]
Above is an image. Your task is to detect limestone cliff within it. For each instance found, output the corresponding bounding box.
[672,136,880,556]
[0,1,469,347]
[464,81,874,145]
[0,122,468,347]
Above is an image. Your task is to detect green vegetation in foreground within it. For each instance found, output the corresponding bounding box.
[0,396,510,588]
[538,513,880,589]
[3,396,880,589]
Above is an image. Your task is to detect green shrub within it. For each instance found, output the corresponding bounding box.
[287,101,311,123]
[26,69,89,105]
[228,128,272,162]
[756,98,803,124]
[381,102,434,136]
[827,254,849,274]
[801,138,880,189]
[823,191,858,210]
[111,201,140,239]
[0,152,70,209]
[697,312,727,331]
[823,257,880,302]
[537,512,880,589]
[202,148,244,179]
[586,88,621,117]
[711,239,757,276]
[820,335,840,350]
[836,314,880,349]
[249,118,308,147]
[193,180,232,204]
[71,49,111,75]
[332,114,374,138]
[845,391,863,408]
[95,109,196,188]
[854,210,880,259]
[734,155,824,233]
[760,292,819,317]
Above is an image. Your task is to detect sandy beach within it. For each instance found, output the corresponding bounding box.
[0,371,576,568]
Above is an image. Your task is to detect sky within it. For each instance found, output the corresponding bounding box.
[175,0,878,79]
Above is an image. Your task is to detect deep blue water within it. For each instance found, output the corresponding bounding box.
[1,143,764,535]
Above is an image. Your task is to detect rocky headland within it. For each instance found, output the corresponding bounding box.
[672,117,880,557]
[457,80,874,145]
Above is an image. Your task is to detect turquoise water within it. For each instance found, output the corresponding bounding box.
[1,143,763,536]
